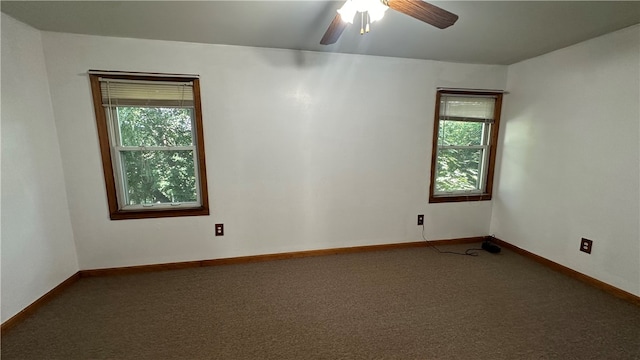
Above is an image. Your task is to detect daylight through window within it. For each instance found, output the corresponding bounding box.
[429,90,502,203]
[89,72,209,219]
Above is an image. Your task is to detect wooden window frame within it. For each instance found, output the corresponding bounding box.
[89,71,209,220]
[428,90,503,203]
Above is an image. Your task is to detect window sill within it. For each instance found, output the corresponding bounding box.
[109,206,209,220]
[429,194,492,203]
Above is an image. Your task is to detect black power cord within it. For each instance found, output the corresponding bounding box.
[420,223,485,257]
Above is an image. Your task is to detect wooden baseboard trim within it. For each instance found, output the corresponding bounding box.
[424,236,483,247]
[1,272,80,334]
[493,238,640,307]
[80,237,483,277]
[79,260,202,277]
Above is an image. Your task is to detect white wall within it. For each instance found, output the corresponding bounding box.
[40,32,507,270]
[1,14,79,323]
[491,25,640,296]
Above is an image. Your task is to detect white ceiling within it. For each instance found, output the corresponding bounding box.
[2,1,639,65]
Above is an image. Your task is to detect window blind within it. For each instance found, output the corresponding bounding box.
[100,79,194,107]
[440,96,496,123]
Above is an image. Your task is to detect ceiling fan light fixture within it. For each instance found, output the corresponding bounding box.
[367,0,388,22]
[338,0,388,24]
[337,0,357,24]
[321,0,458,45]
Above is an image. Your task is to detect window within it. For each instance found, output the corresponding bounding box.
[429,90,503,203]
[89,71,209,220]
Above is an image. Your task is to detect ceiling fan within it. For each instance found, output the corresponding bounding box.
[320,0,458,45]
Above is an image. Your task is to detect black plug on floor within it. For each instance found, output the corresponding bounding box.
[482,236,501,254]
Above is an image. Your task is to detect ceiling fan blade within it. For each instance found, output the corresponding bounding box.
[386,0,458,29]
[320,14,348,45]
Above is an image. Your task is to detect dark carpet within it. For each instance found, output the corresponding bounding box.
[2,243,639,359]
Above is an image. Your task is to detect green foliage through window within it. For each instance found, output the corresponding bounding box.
[438,121,483,146]
[118,107,193,147]
[436,147,482,192]
[435,120,487,192]
[116,107,197,206]
[121,150,196,204]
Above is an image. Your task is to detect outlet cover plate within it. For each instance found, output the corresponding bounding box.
[417,215,424,226]
[215,224,224,236]
[580,238,593,254]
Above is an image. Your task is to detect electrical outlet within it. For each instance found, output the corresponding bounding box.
[417,214,424,226]
[215,224,224,236]
[580,238,593,254]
